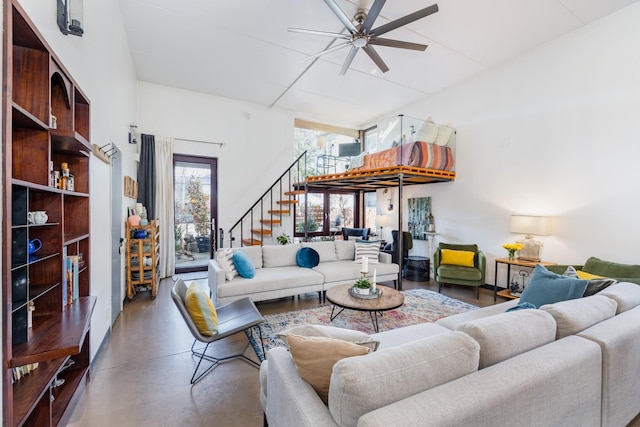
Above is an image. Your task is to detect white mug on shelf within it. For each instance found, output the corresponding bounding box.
[27,211,48,225]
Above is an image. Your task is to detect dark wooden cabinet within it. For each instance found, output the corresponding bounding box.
[2,2,96,425]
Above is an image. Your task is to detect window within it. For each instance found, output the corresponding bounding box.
[295,190,357,239]
[294,119,360,177]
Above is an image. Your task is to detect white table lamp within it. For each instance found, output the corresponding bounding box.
[510,215,552,261]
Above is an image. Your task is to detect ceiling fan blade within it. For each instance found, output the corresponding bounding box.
[304,40,351,61]
[369,37,428,51]
[288,27,351,40]
[371,4,439,38]
[339,45,359,75]
[323,0,358,33]
[360,0,386,33]
[363,45,389,73]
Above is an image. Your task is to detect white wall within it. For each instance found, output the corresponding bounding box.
[389,2,640,283]
[18,1,139,358]
[137,82,298,239]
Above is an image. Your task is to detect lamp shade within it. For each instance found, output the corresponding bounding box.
[510,215,552,237]
[376,214,389,228]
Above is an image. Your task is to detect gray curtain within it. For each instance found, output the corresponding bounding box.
[137,134,156,219]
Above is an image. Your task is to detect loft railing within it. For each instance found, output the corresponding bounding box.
[228,151,308,247]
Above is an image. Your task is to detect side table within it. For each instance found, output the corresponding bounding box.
[494,257,556,301]
[404,256,430,282]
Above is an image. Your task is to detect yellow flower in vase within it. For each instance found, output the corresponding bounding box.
[502,242,524,261]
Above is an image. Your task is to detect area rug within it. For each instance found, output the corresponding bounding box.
[247,289,477,361]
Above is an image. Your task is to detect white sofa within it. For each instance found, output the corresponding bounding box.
[261,282,640,427]
[208,240,400,306]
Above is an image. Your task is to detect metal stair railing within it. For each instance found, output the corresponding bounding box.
[228,151,308,247]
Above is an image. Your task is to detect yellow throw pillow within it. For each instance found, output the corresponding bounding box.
[577,270,605,280]
[287,334,371,404]
[441,249,475,267]
[184,282,219,336]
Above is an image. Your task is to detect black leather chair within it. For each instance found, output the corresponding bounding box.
[342,227,370,241]
[382,230,413,265]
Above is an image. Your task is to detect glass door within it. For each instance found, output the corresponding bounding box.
[174,155,218,273]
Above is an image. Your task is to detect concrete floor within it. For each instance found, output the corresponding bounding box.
[65,277,640,427]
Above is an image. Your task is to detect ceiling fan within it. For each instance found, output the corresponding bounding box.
[289,0,439,75]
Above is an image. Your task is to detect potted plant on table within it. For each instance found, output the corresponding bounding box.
[353,278,372,295]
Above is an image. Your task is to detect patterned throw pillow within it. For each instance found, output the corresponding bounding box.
[184,282,219,336]
[216,248,237,281]
[354,241,380,263]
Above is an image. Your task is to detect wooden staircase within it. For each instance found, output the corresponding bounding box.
[231,152,308,247]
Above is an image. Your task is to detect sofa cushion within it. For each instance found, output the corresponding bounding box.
[328,331,480,427]
[287,333,371,404]
[598,282,640,314]
[440,249,475,267]
[215,248,237,281]
[217,266,323,299]
[232,250,255,278]
[302,241,338,263]
[540,295,618,339]
[239,245,263,269]
[313,260,398,284]
[436,299,518,330]
[436,264,483,281]
[456,309,556,368]
[184,282,218,336]
[262,244,301,268]
[335,240,356,260]
[296,247,320,268]
[277,324,379,352]
[518,264,588,308]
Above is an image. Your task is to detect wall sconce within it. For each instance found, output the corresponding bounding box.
[510,215,552,261]
[129,125,138,144]
[57,0,84,36]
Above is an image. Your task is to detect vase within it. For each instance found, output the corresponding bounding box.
[508,250,515,261]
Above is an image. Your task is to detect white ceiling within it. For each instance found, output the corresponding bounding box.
[119,0,639,127]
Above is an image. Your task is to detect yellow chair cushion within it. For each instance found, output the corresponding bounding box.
[286,333,371,404]
[577,270,605,280]
[441,249,475,267]
[185,282,219,336]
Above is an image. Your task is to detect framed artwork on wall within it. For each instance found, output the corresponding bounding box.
[408,197,431,240]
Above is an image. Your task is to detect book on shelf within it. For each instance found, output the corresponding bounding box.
[63,253,81,305]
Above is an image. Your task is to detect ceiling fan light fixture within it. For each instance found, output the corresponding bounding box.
[352,35,369,48]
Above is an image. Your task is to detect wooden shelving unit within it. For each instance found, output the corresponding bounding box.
[125,220,160,300]
[2,2,96,425]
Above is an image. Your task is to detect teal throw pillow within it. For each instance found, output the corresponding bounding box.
[296,247,320,268]
[232,250,255,278]
[518,264,588,308]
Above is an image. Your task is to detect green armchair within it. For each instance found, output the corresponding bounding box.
[434,243,486,298]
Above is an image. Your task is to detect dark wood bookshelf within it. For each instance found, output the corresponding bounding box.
[3,1,95,425]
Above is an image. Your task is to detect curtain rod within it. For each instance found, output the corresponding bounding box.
[174,137,224,147]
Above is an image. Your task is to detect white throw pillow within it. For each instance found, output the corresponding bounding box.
[434,124,454,146]
[414,119,438,143]
[215,248,237,281]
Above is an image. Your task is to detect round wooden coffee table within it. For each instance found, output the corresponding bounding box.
[325,284,404,333]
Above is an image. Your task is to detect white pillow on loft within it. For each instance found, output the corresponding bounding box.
[414,120,438,144]
[434,125,454,146]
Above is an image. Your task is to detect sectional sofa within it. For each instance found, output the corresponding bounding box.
[208,241,399,306]
[261,281,640,427]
